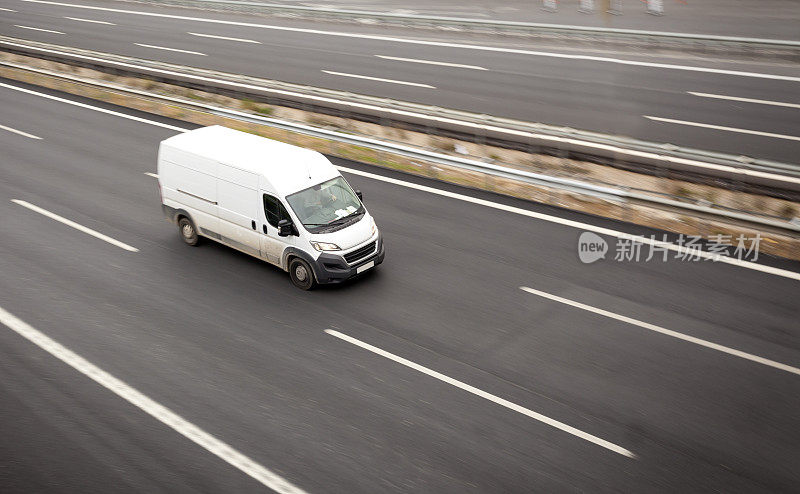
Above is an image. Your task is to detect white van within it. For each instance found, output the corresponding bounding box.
[157,126,384,289]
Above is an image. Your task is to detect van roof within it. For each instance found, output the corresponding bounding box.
[160,126,339,197]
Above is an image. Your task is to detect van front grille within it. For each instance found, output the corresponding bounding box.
[344,241,376,264]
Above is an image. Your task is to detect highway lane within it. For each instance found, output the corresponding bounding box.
[0,326,271,493]
[1,79,800,492]
[1,0,800,162]
[232,0,800,40]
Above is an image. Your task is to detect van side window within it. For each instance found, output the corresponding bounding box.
[263,194,290,228]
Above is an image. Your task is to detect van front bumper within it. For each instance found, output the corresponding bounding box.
[313,235,385,284]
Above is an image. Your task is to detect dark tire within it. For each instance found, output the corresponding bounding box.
[289,257,316,290]
[177,217,200,246]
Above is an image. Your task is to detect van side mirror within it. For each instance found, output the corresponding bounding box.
[356,190,363,200]
[278,219,294,237]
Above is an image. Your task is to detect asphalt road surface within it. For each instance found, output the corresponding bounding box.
[242,0,800,40]
[1,77,799,492]
[1,0,799,163]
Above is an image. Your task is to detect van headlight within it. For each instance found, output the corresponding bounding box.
[370,218,377,236]
[311,241,341,251]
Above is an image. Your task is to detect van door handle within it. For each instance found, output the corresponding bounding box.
[262,224,268,234]
[251,220,256,230]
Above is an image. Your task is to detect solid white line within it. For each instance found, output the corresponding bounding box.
[0,306,308,494]
[322,70,434,88]
[645,115,800,141]
[520,287,800,376]
[336,165,800,281]
[2,81,796,281]
[144,172,159,178]
[0,81,188,132]
[325,329,635,457]
[64,16,116,25]
[11,199,139,252]
[375,55,487,71]
[688,91,800,109]
[18,0,800,82]
[14,24,64,34]
[2,41,799,189]
[0,123,42,139]
[134,43,207,56]
[0,7,18,11]
[188,32,260,43]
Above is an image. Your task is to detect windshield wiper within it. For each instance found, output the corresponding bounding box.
[327,212,363,227]
[326,217,350,227]
[327,208,365,226]
[303,210,363,230]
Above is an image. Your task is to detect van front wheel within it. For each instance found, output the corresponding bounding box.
[178,217,200,246]
[289,258,316,290]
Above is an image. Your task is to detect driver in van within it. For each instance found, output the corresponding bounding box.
[302,188,338,219]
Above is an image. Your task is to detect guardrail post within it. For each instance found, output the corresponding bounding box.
[697,200,711,238]
[475,120,485,151]
[548,185,558,207]
[624,196,633,223]
[579,0,595,14]
[646,0,664,15]
[541,0,557,13]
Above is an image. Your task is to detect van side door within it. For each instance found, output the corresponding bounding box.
[216,164,261,257]
[261,194,293,266]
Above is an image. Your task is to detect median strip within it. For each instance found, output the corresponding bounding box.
[0,81,188,132]
[2,59,799,268]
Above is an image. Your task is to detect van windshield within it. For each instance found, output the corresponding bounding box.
[286,176,364,233]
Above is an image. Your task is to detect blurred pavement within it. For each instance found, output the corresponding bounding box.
[266,0,800,40]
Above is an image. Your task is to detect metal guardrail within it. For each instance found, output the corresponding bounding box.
[2,36,799,198]
[129,0,800,52]
[3,57,799,235]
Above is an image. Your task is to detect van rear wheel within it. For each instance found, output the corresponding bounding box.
[177,217,200,246]
[289,258,316,290]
